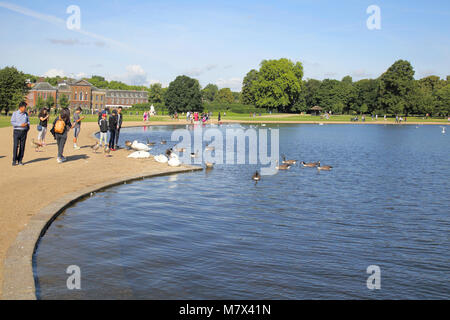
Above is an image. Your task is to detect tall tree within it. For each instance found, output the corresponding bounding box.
[149,83,164,104]
[59,94,70,109]
[217,88,234,104]
[253,59,304,112]
[435,84,450,116]
[202,84,219,103]
[0,66,29,114]
[241,69,259,105]
[165,75,202,114]
[378,60,415,115]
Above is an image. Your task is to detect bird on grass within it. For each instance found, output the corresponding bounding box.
[91,142,100,153]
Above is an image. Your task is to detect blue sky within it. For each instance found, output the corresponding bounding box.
[0,0,449,90]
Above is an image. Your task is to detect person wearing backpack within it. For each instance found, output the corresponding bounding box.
[108,109,118,151]
[98,113,108,147]
[51,107,73,163]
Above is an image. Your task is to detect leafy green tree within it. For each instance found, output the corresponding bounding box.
[45,95,55,110]
[202,84,219,103]
[253,59,304,112]
[217,88,234,104]
[241,69,259,105]
[435,84,450,116]
[378,60,415,115]
[354,79,379,114]
[149,83,164,104]
[35,96,45,110]
[303,79,321,108]
[0,66,29,114]
[232,91,241,103]
[165,75,202,114]
[59,94,70,109]
[89,75,109,89]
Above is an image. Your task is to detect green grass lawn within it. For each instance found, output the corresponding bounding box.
[1,113,448,128]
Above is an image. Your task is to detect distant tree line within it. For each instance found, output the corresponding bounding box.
[242,59,450,116]
[1,59,448,117]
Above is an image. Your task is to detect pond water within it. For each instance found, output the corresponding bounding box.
[34,124,449,299]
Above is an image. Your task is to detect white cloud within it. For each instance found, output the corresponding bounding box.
[185,64,218,77]
[216,77,242,90]
[43,69,67,78]
[351,69,372,78]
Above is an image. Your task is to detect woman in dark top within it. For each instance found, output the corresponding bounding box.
[108,109,118,151]
[51,108,72,163]
[38,108,49,145]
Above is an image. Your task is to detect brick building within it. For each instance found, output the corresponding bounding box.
[26,79,148,111]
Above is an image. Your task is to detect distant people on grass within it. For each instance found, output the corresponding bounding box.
[38,108,49,146]
[116,107,123,148]
[51,108,73,164]
[109,109,118,151]
[10,101,30,166]
[73,107,85,150]
[98,113,108,147]
[218,112,221,123]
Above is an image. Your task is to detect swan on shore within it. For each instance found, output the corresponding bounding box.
[154,154,168,163]
[132,140,151,151]
[168,154,181,167]
[128,151,151,159]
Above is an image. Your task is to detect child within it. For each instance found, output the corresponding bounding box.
[73,107,85,150]
[98,113,108,147]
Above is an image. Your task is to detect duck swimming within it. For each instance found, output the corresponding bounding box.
[282,155,297,165]
[317,164,333,171]
[276,161,291,170]
[301,161,320,168]
[252,171,261,181]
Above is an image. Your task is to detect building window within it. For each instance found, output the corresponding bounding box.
[85,93,88,101]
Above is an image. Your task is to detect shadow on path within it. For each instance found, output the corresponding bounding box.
[65,154,89,162]
[24,157,53,165]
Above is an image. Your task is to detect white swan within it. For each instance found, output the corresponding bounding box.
[154,154,168,163]
[168,154,181,167]
[128,151,151,159]
[131,140,151,151]
[441,126,446,134]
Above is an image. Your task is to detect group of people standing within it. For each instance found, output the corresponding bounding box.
[10,102,123,166]
[98,107,123,151]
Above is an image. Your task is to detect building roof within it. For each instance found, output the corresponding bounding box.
[32,82,56,91]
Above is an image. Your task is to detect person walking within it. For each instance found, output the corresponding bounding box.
[115,107,123,148]
[98,113,108,147]
[11,101,30,166]
[37,108,49,146]
[73,107,85,150]
[51,108,72,163]
[109,109,118,151]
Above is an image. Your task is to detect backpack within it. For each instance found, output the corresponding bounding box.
[54,116,66,134]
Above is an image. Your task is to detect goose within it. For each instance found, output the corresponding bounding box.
[174,147,186,152]
[104,146,111,157]
[191,150,199,158]
[252,171,261,182]
[146,138,156,146]
[124,141,132,149]
[168,154,181,167]
[128,151,151,159]
[131,140,151,151]
[160,139,167,145]
[205,145,215,151]
[205,162,214,168]
[32,139,44,151]
[301,161,320,168]
[276,161,291,170]
[165,148,173,158]
[317,165,333,171]
[154,154,168,163]
[282,155,297,165]
[91,141,100,153]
